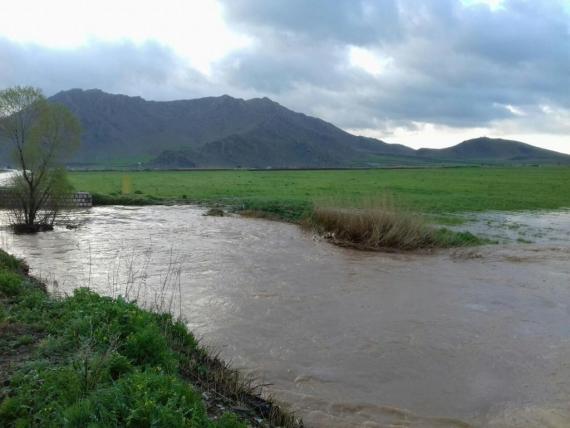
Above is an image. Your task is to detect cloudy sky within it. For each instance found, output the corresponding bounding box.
[1,0,569,153]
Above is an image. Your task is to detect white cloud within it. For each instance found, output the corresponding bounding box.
[349,46,393,76]
[494,103,527,116]
[0,0,251,74]
[348,122,492,149]
[461,0,505,10]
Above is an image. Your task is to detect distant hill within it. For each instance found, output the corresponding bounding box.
[418,137,570,164]
[38,89,570,168]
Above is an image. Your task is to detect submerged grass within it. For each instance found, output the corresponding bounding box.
[0,249,301,427]
[308,198,482,251]
[233,199,311,223]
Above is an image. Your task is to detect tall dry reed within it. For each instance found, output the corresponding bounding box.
[310,197,441,250]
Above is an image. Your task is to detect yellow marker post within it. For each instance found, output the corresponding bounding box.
[121,175,133,195]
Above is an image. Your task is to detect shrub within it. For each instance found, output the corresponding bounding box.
[0,250,23,272]
[123,324,178,371]
[310,197,482,250]
[0,270,23,297]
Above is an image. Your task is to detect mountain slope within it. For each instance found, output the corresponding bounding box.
[49,89,411,167]
[152,111,418,168]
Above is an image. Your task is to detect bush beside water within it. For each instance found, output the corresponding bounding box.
[309,198,482,250]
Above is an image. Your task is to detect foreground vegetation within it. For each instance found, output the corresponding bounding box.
[70,167,570,222]
[0,250,299,427]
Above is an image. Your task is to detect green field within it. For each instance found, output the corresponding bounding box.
[69,167,570,222]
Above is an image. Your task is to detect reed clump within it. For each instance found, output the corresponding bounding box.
[309,197,479,251]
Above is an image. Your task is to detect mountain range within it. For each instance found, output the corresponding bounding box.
[11,89,569,168]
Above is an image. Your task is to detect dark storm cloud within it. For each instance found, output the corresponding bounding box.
[0,38,213,100]
[219,36,351,93]
[455,1,569,64]
[218,0,570,131]
[220,0,402,45]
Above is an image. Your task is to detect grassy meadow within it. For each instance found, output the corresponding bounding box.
[69,167,570,221]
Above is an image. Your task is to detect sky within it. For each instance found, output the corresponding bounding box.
[0,0,569,153]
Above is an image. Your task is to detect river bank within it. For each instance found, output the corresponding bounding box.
[2,206,570,427]
[0,248,301,427]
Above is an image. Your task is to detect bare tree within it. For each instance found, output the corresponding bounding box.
[0,86,81,232]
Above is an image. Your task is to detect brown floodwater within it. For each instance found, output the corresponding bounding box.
[1,206,569,427]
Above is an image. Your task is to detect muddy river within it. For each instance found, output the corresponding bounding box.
[1,206,569,427]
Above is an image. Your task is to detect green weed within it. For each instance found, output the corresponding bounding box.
[0,271,23,297]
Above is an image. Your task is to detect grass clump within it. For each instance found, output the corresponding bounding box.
[309,198,482,251]
[91,192,162,206]
[2,365,235,427]
[236,199,311,223]
[204,207,225,217]
[0,271,24,297]
[0,249,301,427]
[0,251,24,273]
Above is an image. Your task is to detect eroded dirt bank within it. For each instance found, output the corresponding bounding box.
[1,206,569,427]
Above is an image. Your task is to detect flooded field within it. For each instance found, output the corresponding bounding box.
[450,210,570,245]
[0,170,18,187]
[1,206,569,427]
